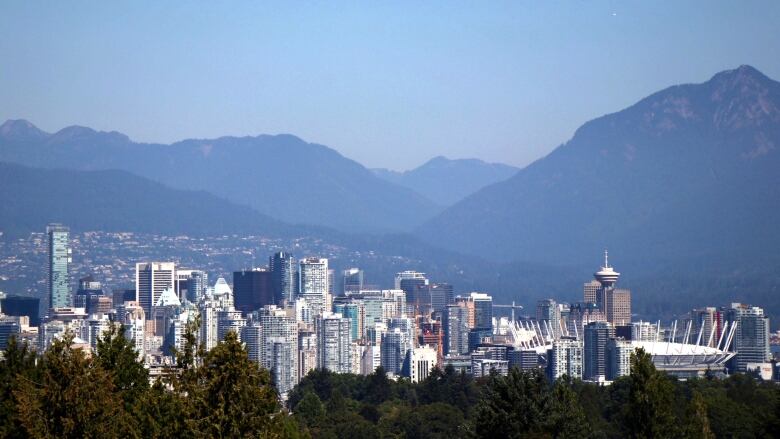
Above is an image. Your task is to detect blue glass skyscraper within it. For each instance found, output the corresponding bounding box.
[47,223,71,309]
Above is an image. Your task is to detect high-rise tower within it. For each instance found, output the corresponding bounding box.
[135,262,176,316]
[47,224,72,309]
[233,268,274,314]
[583,321,614,381]
[299,257,329,316]
[593,251,631,325]
[727,303,770,372]
[270,252,297,305]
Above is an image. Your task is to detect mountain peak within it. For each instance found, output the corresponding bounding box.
[705,65,780,131]
[0,119,48,141]
[709,64,771,85]
[51,125,131,144]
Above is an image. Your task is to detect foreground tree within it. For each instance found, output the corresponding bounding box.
[624,348,679,439]
[684,391,714,439]
[546,378,592,438]
[187,330,286,437]
[0,337,38,439]
[13,333,137,438]
[475,369,547,437]
[94,323,149,408]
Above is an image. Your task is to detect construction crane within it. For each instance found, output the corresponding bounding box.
[492,301,524,321]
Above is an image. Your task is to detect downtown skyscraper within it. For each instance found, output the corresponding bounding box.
[135,262,176,315]
[47,224,72,309]
[299,257,329,316]
[727,303,771,372]
[270,251,297,304]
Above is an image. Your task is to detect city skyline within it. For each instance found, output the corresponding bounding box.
[1,3,779,436]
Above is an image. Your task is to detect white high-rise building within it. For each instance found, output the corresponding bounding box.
[199,301,220,351]
[38,320,67,352]
[166,313,190,355]
[212,277,234,308]
[259,306,299,397]
[317,312,352,373]
[299,258,329,317]
[295,297,313,323]
[217,310,246,342]
[85,314,111,351]
[606,337,633,380]
[242,322,263,363]
[360,345,381,375]
[367,321,388,346]
[266,336,297,399]
[630,321,658,342]
[116,301,145,358]
[384,290,406,318]
[548,337,583,380]
[136,262,176,316]
[409,346,438,383]
[298,328,317,381]
[199,277,235,350]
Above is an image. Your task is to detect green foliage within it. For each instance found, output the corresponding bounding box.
[13,332,136,438]
[475,369,590,439]
[187,331,282,437]
[0,336,38,439]
[94,323,149,408]
[624,348,679,439]
[0,323,298,439]
[684,391,714,439]
[2,327,779,439]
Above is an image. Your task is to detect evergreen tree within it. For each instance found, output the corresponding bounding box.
[624,348,679,439]
[364,366,392,404]
[135,380,195,438]
[546,378,592,439]
[294,391,326,429]
[474,368,550,438]
[684,391,714,439]
[187,330,284,437]
[0,336,38,439]
[13,332,138,438]
[94,323,149,408]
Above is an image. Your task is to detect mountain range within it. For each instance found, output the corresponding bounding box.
[372,157,518,206]
[0,124,441,233]
[1,65,779,322]
[0,161,302,237]
[419,65,780,274]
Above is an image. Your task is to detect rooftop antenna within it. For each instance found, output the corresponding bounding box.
[604,249,610,268]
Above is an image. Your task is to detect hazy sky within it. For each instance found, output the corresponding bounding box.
[1,2,779,170]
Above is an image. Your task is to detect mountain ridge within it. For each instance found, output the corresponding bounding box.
[372,156,518,205]
[417,65,780,270]
[0,124,440,233]
[0,161,307,237]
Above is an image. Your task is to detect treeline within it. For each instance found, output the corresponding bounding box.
[287,351,780,438]
[0,324,302,438]
[1,325,779,438]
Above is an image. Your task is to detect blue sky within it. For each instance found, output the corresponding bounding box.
[1,1,779,170]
